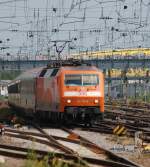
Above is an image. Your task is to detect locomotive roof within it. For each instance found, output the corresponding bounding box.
[16,67,43,80]
[60,65,100,71]
[15,65,101,81]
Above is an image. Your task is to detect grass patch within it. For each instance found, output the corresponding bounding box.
[0,71,21,80]
[23,150,88,167]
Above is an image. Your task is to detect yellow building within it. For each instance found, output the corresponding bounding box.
[72,48,150,59]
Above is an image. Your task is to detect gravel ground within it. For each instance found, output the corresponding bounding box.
[43,128,108,159]
[0,156,25,167]
[43,128,103,159]
[0,126,150,167]
[73,129,150,167]
[58,140,104,159]
[43,128,69,138]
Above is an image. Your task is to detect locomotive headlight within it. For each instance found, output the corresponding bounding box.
[67,99,71,103]
[94,99,99,103]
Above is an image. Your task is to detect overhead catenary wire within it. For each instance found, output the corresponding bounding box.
[0,0,149,59]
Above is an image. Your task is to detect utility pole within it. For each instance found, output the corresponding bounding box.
[108,69,112,101]
[36,8,40,60]
[122,70,128,103]
[99,7,113,45]
[145,70,149,102]
[47,48,50,60]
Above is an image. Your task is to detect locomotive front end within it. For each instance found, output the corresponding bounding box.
[61,68,104,121]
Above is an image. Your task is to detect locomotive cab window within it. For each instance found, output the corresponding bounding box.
[65,75,82,85]
[82,74,99,85]
[51,68,59,76]
[65,74,99,86]
[44,69,53,77]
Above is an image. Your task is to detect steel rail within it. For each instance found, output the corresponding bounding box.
[105,102,150,110]
[0,143,139,167]
[105,105,150,113]
[31,123,91,167]
[96,120,150,136]
[105,108,150,121]
[31,123,76,154]
[61,127,139,167]
[5,127,139,167]
[5,128,106,146]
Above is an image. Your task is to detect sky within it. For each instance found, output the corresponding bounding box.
[0,0,150,60]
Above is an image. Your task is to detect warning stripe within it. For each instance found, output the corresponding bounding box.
[113,125,120,134]
[113,125,127,136]
[116,126,125,135]
[122,129,127,135]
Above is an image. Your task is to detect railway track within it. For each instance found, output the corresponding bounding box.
[1,101,149,166]
[0,143,138,167]
[105,104,150,126]
[69,121,150,143]
[105,104,150,114]
[105,101,150,110]
[63,104,150,143]
[102,104,150,143]
[2,125,139,167]
[105,108,150,119]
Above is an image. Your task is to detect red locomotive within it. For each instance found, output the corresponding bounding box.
[8,61,104,124]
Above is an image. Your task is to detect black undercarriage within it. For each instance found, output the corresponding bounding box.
[35,110,104,126]
[10,104,104,126]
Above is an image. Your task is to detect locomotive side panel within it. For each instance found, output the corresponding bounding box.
[51,76,60,111]
[8,78,36,115]
[36,78,52,111]
[36,74,62,112]
[20,79,35,111]
[8,81,21,107]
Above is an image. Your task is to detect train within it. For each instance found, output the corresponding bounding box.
[8,60,104,124]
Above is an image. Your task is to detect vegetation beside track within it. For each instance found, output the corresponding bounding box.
[0,71,21,80]
[24,150,87,167]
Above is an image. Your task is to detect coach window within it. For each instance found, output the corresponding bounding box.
[8,85,12,93]
[8,82,20,93]
[18,83,21,93]
[14,84,18,93]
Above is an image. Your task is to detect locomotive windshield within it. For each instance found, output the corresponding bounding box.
[65,74,99,86]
